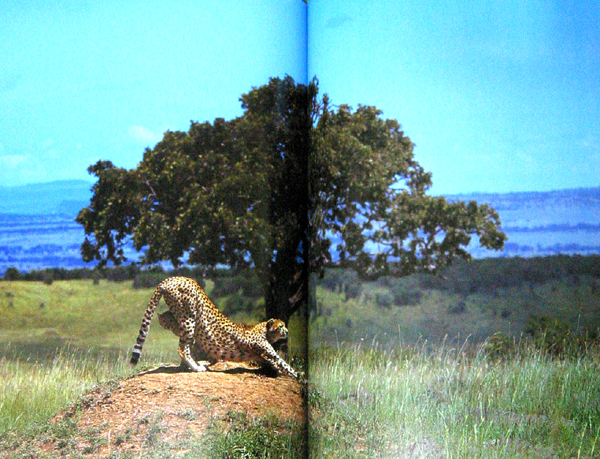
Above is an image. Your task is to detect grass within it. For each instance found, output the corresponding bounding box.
[310,274,600,347]
[0,278,176,349]
[204,411,307,458]
[309,342,600,458]
[2,264,599,457]
[308,267,600,457]
[0,279,182,439]
[0,277,308,457]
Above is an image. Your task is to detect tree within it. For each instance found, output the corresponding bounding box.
[310,96,506,280]
[77,76,506,323]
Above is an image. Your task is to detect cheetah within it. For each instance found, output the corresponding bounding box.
[157,310,288,365]
[130,276,298,378]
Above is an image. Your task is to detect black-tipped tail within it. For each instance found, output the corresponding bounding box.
[130,347,141,367]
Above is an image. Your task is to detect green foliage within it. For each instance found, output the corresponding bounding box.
[211,269,261,299]
[132,270,169,290]
[205,411,307,458]
[390,283,422,306]
[425,255,600,295]
[311,256,600,348]
[482,333,517,360]
[76,76,505,322]
[524,315,600,358]
[131,265,206,290]
[2,265,210,291]
[375,292,393,309]
[3,267,20,280]
[312,99,506,280]
[222,295,256,316]
[319,268,357,293]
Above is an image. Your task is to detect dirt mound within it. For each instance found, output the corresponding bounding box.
[44,363,306,456]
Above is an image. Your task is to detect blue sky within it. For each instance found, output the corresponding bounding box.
[0,0,307,186]
[310,0,600,194]
[1,1,598,194]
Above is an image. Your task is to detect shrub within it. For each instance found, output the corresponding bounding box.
[222,295,255,316]
[448,300,466,314]
[212,270,261,299]
[375,292,393,309]
[3,267,20,280]
[104,265,140,282]
[344,280,361,301]
[525,315,573,356]
[391,284,422,306]
[320,268,360,294]
[523,315,600,357]
[212,276,242,297]
[483,333,516,360]
[241,278,263,299]
[132,271,169,289]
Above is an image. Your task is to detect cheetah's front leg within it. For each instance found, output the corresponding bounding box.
[258,345,298,379]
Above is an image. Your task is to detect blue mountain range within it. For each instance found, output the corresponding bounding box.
[0,181,599,275]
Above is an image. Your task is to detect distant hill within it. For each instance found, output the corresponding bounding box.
[0,180,93,216]
[447,188,600,257]
[448,188,600,227]
[0,181,599,274]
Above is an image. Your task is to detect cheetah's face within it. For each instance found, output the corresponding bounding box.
[266,318,288,344]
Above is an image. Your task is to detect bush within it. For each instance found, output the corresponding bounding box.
[344,280,362,301]
[212,276,242,297]
[3,267,20,280]
[525,315,573,356]
[132,270,169,289]
[104,265,140,282]
[448,300,466,314]
[391,284,421,306]
[375,292,393,309]
[427,255,600,295]
[212,270,261,299]
[222,295,256,316]
[241,279,263,299]
[320,269,359,294]
[483,333,516,360]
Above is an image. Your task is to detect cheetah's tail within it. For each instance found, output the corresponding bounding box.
[130,285,164,367]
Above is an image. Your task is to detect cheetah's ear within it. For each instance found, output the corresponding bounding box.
[267,318,275,327]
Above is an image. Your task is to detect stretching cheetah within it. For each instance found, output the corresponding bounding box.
[157,310,288,365]
[130,276,298,378]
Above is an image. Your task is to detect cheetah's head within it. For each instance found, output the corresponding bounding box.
[266,318,288,344]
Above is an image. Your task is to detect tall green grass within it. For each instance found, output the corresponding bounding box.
[0,344,175,437]
[0,278,306,444]
[309,342,600,458]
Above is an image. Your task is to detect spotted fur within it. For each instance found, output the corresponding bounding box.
[157,310,287,363]
[130,276,297,377]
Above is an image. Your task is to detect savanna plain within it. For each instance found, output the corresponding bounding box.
[1,256,600,458]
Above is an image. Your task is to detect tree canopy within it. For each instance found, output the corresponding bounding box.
[77,76,506,322]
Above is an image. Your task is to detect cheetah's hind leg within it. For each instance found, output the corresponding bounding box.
[177,356,211,371]
[160,311,211,371]
[177,343,209,372]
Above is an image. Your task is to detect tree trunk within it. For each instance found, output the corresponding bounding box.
[265,233,303,324]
